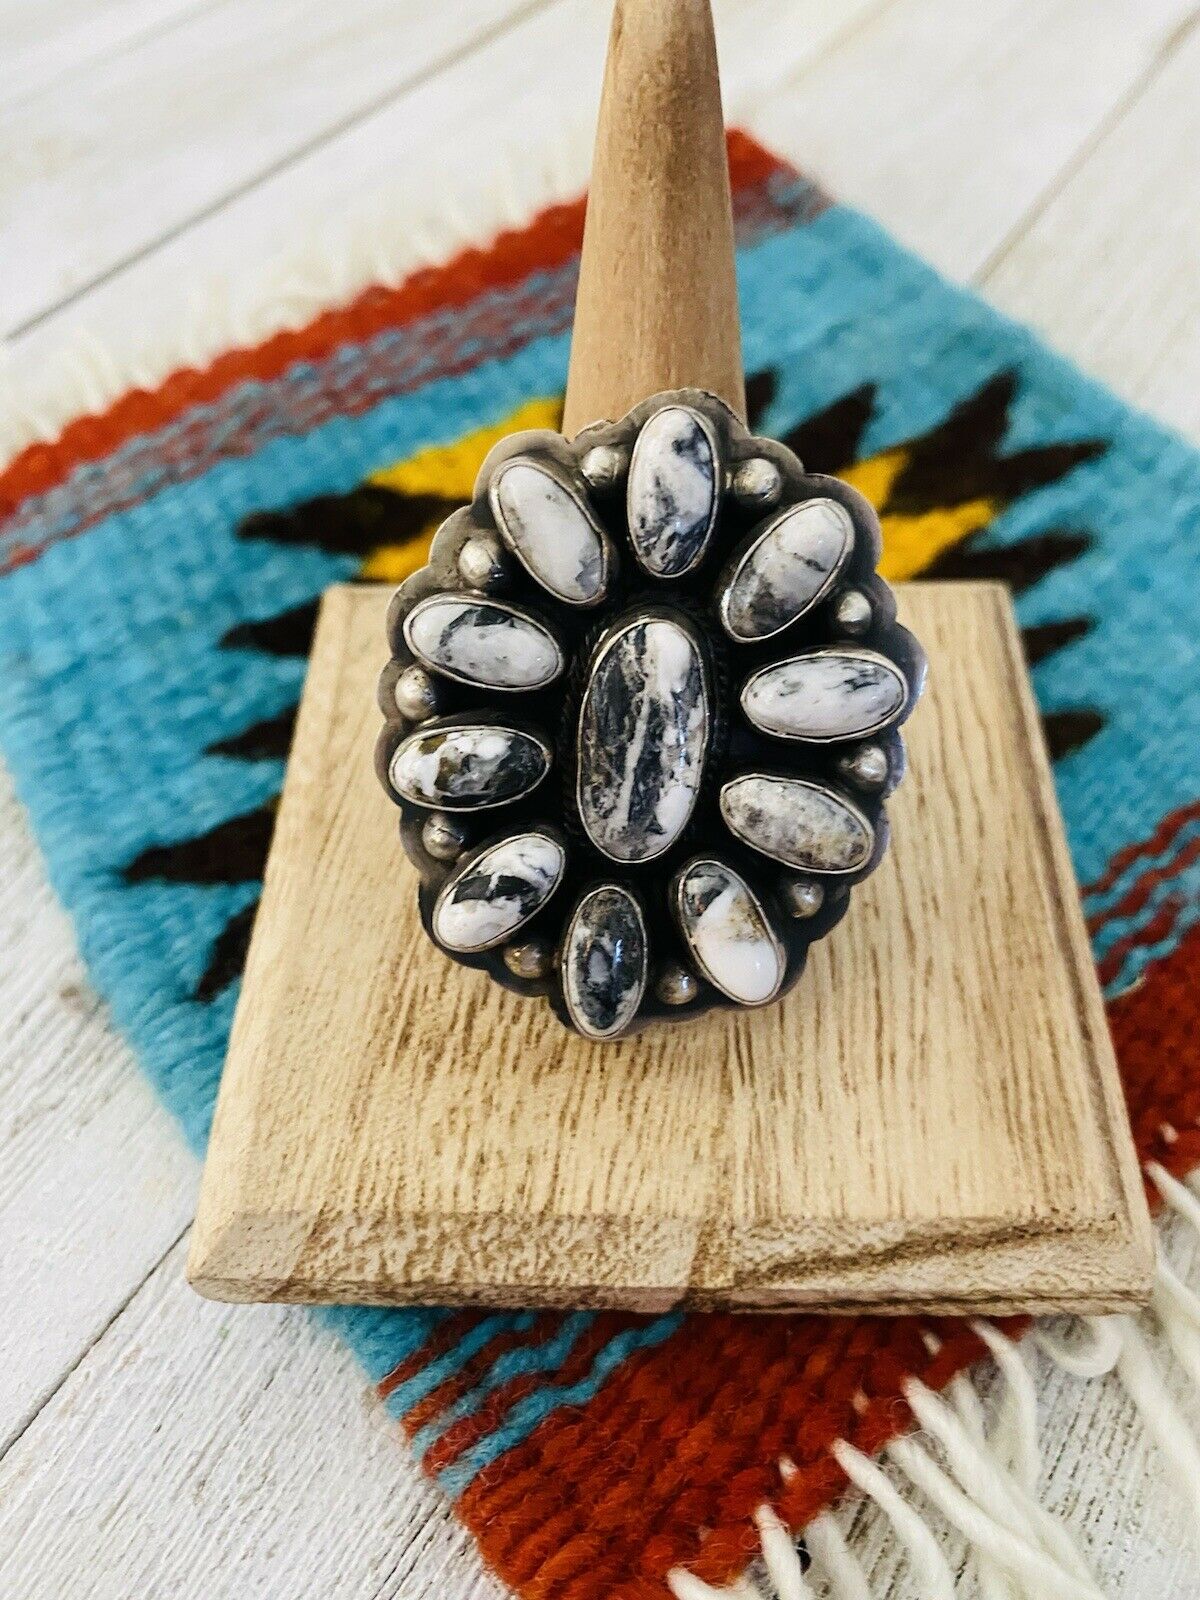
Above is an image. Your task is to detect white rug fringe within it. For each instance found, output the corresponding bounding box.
[0,116,596,473]
[667,1170,1200,1599]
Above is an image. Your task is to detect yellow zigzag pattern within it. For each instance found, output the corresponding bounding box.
[362,396,997,584]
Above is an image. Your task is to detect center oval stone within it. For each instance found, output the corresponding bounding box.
[577,614,708,863]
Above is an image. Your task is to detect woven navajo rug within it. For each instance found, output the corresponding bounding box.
[2,132,1199,1597]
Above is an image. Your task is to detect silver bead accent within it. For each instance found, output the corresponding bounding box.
[730,456,783,508]
[833,588,872,635]
[780,878,825,919]
[580,443,628,494]
[504,937,553,981]
[457,534,506,591]
[394,665,439,722]
[421,812,469,862]
[655,961,699,1006]
[837,742,889,791]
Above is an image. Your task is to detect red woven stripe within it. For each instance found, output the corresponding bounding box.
[1113,917,1200,1179]
[421,1314,639,1476]
[1097,897,1183,988]
[400,1315,565,1435]
[452,1315,1003,1600]
[377,1310,487,1400]
[0,131,788,522]
[1088,829,1200,936]
[1084,797,1200,897]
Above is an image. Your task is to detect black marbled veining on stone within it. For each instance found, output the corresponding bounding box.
[720,774,874,872]
[721,497,854,642]
[627,407,718,577]
[404,597,561,690]
[577,616,708,862]
[390,724,548,809]
[434,832,564,951]
[741,649,907,741]
[562,885,647,1038]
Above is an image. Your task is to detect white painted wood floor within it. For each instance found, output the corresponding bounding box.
[1,2,1199,1594]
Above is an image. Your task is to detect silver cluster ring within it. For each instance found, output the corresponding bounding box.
[376,388,925,1041]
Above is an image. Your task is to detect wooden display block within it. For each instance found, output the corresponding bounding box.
[188,581,1152,1315]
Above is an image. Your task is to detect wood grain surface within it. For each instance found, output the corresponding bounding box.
[188,581,1152,1314]
[561,0,745,433]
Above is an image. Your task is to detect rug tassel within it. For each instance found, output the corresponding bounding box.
[890,1387,1103,1599]
[801,1509,872,1600]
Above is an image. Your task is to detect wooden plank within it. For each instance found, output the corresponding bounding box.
[745,0,1196,282]
[188,582,1152,1315]
[0,0,209,108]
[983,12,1200,439]
[0,0,549,335]
[0,1236,506,1600]
[0,769,197,1454]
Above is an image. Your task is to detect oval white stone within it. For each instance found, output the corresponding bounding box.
[627,406,719,577]
[577,615,708,863]
[740,649,907,741]
[403,596,562,690]
[390,724,548,810]
[720,497,854,642]
[434,831,564,952]
[489,460,607,604]
[720,774,874,873]
[562,885,647,1039]
[674,859,783,1005]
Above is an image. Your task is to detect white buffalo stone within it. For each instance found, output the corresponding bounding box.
[489,460,608,604]
[720,497,854,642]
[434,832,564,952]
[627,406,719,577]
[562,885,647,1039]
[674,859,783,1005]
[740,649,906,741]
[390,724,548,809]
[577,616,708,863]
[720,774,874,873]
[404,596,562,690]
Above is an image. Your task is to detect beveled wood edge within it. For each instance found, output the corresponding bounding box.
[189,1205,1152,1315]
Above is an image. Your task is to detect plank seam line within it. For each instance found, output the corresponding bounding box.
[2,0,229,118]
[0,1219,193,1464]
[7,0,563,343]
[732,0,904,115]
[975,2,1200,288]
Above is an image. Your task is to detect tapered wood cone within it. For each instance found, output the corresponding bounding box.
[561,0,745,437]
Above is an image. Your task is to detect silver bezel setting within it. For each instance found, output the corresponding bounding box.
[626,402,723,579]
[717,495,854,644]
[738,646,909,744]
[402,593,565,693]
[575,610,711,865]
[432,826,566,953]
[561,883,649,1039]
[488,456,616,608]
[670,855,786,1007]
[719,772,876,876]
[389,720,553,812]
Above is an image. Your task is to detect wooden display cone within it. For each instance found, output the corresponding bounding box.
[188,0,1152,1315]
[562,0,745,434]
